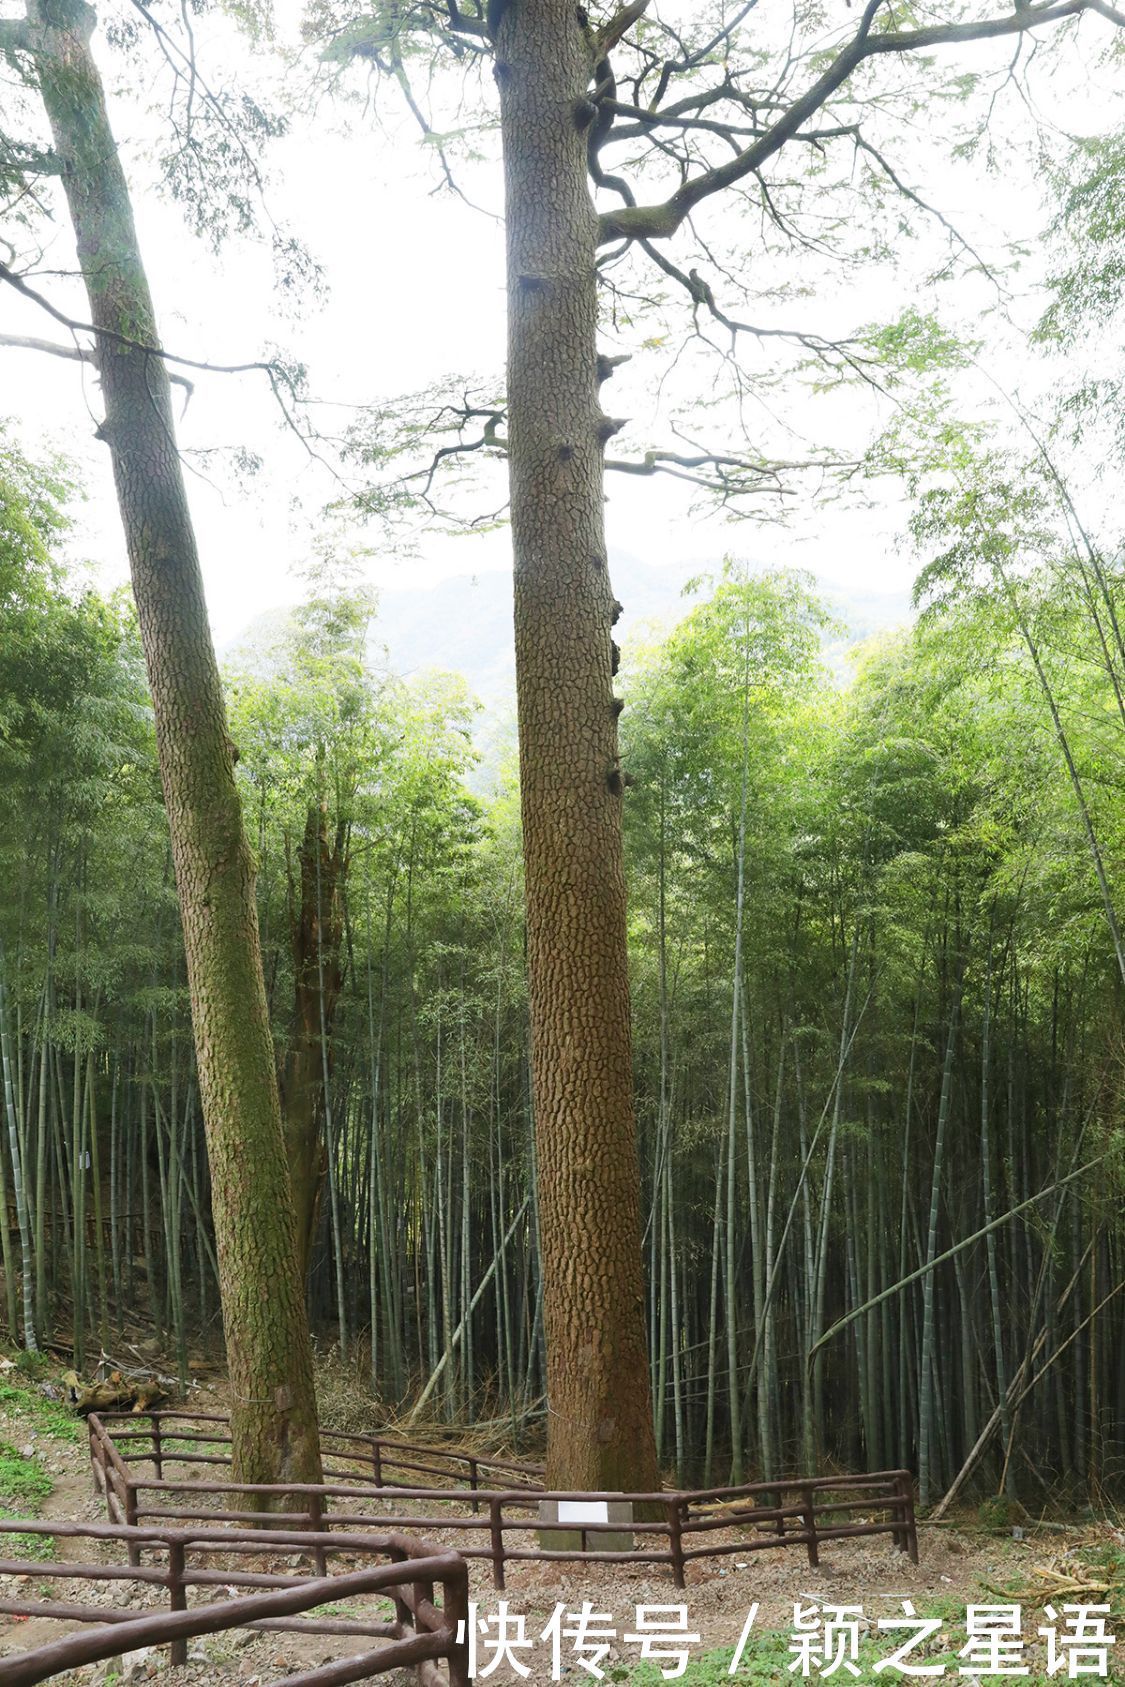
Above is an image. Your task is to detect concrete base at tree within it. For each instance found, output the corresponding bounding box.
[537,1497,634,1554]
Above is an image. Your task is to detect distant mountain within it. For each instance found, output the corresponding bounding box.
[226,551,913,720]
[370,549,911,705]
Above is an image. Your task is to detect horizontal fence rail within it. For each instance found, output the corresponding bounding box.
[87,1412,918,1588]
[93,1410,544,1501]
[0,1519,469,1687]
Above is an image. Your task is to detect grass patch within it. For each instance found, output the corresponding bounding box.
[0,1510,55,1561]
[1074,1539,1125,1613]
[12,1350,49,1381]
[615,1636,908,1684]
[0,1436,55,1562]
[0,1373,67,1563]
[309,1595,396,1619]
[0,1440,52,1508]
[160,1435,228,1456]
[617,1641,1057,1684]
[0,1380,81,1442]
[610,1602,1073,1684]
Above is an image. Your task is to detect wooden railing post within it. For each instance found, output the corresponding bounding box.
[889,1475,905,1553]
[801,1483,819,1568]
[489,1497,506,1590]
[151,1415,163,1482]
[897,1473,919,1564]
[167,1539,187,1666]
[87,1418,101,1497]
[371,1438,383,1489]
[468,1456,479,1515]
[388,1543,412,1632]
[307,1491,328,1577]
[124,1477,140,1568]
[667,1497,685,1590]
[443,1562,471,1687]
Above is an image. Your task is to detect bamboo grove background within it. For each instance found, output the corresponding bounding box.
[1,438,1124,1514]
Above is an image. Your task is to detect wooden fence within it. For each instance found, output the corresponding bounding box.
[88,1410,918,1589]
[95,1410,543,1502]
[0,1517,469,1687]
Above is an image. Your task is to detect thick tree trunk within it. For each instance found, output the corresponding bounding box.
[28,0,321,1488]
[495,0,660,1493]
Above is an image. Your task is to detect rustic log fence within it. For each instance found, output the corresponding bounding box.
[0,1418,917,1684]
[88,1411,917,1588]
[94,1411,543,1506]
[0,1518,470,1687]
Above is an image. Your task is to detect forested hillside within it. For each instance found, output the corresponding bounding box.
[3,423,1121,1513]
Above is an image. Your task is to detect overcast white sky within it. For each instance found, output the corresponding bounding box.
[1,2,1119,654]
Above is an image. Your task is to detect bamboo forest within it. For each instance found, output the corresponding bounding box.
[1,1,1125,1683]
[5,511,1124,1506]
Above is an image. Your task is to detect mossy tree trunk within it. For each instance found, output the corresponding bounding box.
[24,0,322,1489]
[495,0,660,1494]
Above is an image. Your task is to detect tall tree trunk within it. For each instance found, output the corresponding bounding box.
[315,829,348,1358]
[919,989,961,1509]
[27,0,320,1488]
[495,0,659,1492]
[0,941,36,1350]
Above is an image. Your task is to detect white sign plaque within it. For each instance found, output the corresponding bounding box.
[557,1500,609,1526]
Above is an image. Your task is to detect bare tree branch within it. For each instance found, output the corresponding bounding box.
[0,329,195,399]
[603,447,790,491]
[0,261,349,478]
[845,128,1001,287]
[408,407,506,498]
[647,0,761,109]
[392,390,847,510]
[599,0,1121,245]
[604,97,761,143]
[446,0,487,38]
[0,259,290,383]
[634,234,877,383]
[596,0,651,56]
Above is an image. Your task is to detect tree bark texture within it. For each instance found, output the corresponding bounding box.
[495,0,660,1494]
[27,0,322,1489]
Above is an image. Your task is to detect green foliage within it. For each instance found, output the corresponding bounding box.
[619,1623,952,1685]
[0,1517,55,1560]
[2,422,1124,1492]
[1038,134,1125,345]
[0,1382,81,1442]
[160,91,287,243]
[0,1433,55,1557]
[863,309,975,379]
[976,1494,1029,1528]
[0,526,165,1047]
[1075,1540,1125,1615]
[0,430,70,584]
[910,455,1053,615]
[0,1441,51,1507]
[620,1639,1056,1686]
